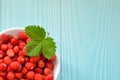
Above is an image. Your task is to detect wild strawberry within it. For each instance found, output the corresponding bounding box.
[9,61,21,71]
[24,57,29,62]
[34,67,43,74]
[35,73,44,80]
[0,41,2,47]
[46,61,54,70]
[38,60,45,68]
[17,64,22,72]
[44,68,52,75]
[0,72,7,78]
[15,73,22,79]
[0,77,4,80]
[1,44,8,51]
[6,49,15,57]
[44,74,54,80]
[7,66,12,71]
[13,46,19,53]
[49,54,56,62]
[33,63,37,68]
[26,38,31,43]
[18,50,26,57]
[22,67,28,74]
[7,72,15,80]
[11,37,19,45]
[20,79,25,80]
[8,35,13,40]
[26,71,35,80]
[23,46,26,52]
[30,56,40,63]
[12,56,18,61]
[17,56,24,64]
[18,40,24,43]
[0,50,4,58]
[0,63,7,71]
[40,54,46,61]
[0,34,9,43]
[0,58,3,63]
[25,62,34,70]
[18,31,28,40]
[19,42,26,49]
[7,43,13,49]
[4,56,12,65]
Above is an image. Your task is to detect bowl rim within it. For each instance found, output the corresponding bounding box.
[0,27,60,80]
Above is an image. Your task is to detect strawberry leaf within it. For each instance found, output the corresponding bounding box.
[26,40,42,57]
[25,25,56,59]
[25,25,46,41]
[42,37,56,59]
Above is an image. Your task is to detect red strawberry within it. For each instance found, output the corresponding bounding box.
[12,56,18,61]
[7,43,13,49]
[4,56,12,65]
[35,73,44,80]
[15,73,22,79]
[0,72,7,78]
[7,72,15,80]
[25,62,34,70]
[18,31,28,40]
[7,66,12,71]
[17,64,22,72]
[13,46,19,53]
[44,68,52,75]
[23,46,26,52]
[11,37,19,45]
[49,54,56,62]
[33,63,37,68]
[0,50,4,58]
[19,42,26,49]
[18,50,26,57]
[26,71,35,80]
[0,77,4,80]
[6,49,15,57]
[38,60,45,68]
[1,44,8,51]
[9,61,21,71]
[20,79,25,80]
[30,56,40,63]
[26,38,31,43]
[44,74,54,80]
[17,56,24,64]
[18,40,24,43]
[34,67,43,74]
[8,35,13,40]
[0,63,7,71]
[40,54,47,61]
[0,34,9,43]
[0,58,3,63]
[22,67,28,74]
[0,41,3,47]
[24,57,30,62]
[46,61,54,70]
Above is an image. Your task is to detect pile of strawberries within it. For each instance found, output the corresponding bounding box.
[0,31,56,80]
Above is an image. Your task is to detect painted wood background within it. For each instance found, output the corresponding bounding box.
[0,0,120,80]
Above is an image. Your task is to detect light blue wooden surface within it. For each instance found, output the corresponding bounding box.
[0,0,120,80]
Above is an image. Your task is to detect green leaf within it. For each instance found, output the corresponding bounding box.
[25,25,46,41]
[42,37,56,59]
[26,40,42,57]
[25,25,57,59]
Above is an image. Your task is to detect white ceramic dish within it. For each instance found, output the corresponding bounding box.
[0,28,60,80]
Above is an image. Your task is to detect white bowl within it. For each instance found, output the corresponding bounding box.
[0,28,60,80]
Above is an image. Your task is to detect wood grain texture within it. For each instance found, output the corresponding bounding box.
[0,0,120,80]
